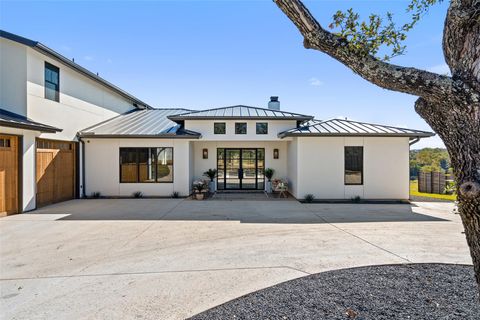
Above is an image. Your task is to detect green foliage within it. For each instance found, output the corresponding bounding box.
[203,168,217,181]
[351,195,362,203]
[171,191,180,198]
[265,168,275,181]
[157,165,170,178]
[91,191,101,198]
[329,0,441,60]
[410,148,450,178]
[304,194,315,203]
[133,191,143,198]
[444,181,456,195]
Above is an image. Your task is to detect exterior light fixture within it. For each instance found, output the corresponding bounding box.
[203,148,208,159]
[273,148,279,159]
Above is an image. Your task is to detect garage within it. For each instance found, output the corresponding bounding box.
[36,139,77,208]
[0,134,18,216]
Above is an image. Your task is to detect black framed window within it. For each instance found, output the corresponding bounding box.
[256,122,268,134]
[345,146,363,185]
[214,122,226,134]
[235,123,247,134]
[45,62,60,102]
[120,147,173,183]
[0,138,11,148]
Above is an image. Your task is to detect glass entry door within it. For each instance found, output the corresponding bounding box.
[217,148,265,190]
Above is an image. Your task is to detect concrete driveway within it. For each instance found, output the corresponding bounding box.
[0,199,471,319]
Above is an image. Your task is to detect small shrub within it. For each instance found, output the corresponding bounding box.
[351,195,361,203]
[265,168,275,181]
[444,181,456,195]
[91,191,101,198]
[203,169,217,182]
[304,194,315,203]
[133,191,143,198]
[171,191,180,198]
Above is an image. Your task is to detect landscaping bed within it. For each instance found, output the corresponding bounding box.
[189,264,479,320]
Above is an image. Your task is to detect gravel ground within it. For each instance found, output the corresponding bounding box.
[189,264,479,320]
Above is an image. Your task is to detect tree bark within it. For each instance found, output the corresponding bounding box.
[273,0,480,293]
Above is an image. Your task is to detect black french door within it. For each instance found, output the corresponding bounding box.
[217,148,265,190]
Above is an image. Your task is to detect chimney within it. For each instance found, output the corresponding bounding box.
[268,96,280,110]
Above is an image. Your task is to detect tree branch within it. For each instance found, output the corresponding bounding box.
[273,0,463,102]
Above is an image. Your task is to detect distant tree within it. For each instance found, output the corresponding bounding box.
[274,0,480,293]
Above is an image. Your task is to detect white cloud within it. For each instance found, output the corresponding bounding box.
[428,63,451,75]
[309,77,324,87]
[84,55,94,61]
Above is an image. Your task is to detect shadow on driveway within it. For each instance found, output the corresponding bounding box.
[27,199,449,224]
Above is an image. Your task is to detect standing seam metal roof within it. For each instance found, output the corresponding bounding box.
[278,119,435,138]
[167,105,313,120]
[79,109,200,138]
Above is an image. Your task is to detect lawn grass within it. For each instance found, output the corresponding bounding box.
[410,180,456,201]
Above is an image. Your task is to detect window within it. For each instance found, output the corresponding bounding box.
[0,138,11,148]
[214,122,226,134]
[345,146,363,185]
[120,147,173,183]
[235,123,247,134]
[45,62,60,102]
[256,122,268,134]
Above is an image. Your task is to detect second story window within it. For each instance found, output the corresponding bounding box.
[45,62,59,102]
[235,122,247,134]
[256,122,268,134]
[214,122,226,134]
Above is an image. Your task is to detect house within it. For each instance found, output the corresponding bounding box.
[0,31,434,215]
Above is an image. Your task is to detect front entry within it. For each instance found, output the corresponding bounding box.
[217,148,265,190]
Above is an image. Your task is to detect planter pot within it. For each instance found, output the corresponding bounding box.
[195,193,205,200]
[209,180,216,193]
[265,181,272,193]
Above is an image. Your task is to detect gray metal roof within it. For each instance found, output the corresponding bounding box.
[168,105,313,121]
[0,30,151,110]
[0,108,62,133]
[278,119,435,138]
[78,109,201,138]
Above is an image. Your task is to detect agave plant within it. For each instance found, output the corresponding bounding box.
[203,169,217,182]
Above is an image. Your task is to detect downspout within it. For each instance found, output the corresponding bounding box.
[79,136,86,198]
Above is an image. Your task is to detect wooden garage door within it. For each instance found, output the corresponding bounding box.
[36,139,76,207]
[0,135,18,216]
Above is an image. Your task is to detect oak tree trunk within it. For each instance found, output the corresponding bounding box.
[273,0,480,293]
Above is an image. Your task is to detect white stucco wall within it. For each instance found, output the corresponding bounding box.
[0,38,28,116]
[191,141,288,183]
[296,136,410,200]
[185,120,297,141]
[25,48,136,141]
[286,138,298,198]
[84,138,192,197]
[0,126,40,212]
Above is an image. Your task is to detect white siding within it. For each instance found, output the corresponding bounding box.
[26,48,136,141]
[296,136,410,200]
[84,138,192,197]
[286,138,298,198]
[185,120,297,141]
[0,38,27,115]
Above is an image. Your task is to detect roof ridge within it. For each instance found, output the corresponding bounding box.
[332,118,433,133]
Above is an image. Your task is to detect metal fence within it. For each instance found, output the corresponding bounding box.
[418,171,452,194]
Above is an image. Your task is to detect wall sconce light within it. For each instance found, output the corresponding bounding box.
[203,148,208,159]
[273,148,279,159]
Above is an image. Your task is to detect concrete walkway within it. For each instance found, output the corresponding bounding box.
[0,200,471,319]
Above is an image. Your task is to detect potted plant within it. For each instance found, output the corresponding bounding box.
[192,180,207,200]
[264,168,274,193]
[203,169,217,193]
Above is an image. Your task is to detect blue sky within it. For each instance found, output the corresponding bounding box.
[0,0,450,148]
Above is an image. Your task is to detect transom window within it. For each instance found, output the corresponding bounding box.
[345,146,363,185]
[0,138,11,148]
[45,62,60,102]
[214,122,226,134]
[256,122,268,134]
[235,123,247,134]
[120,147,173,183]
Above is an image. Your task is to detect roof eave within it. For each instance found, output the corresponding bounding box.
[78,133,201,139]
[168,116,313,121]
[278,132,435,139]
[0,120,62,133]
